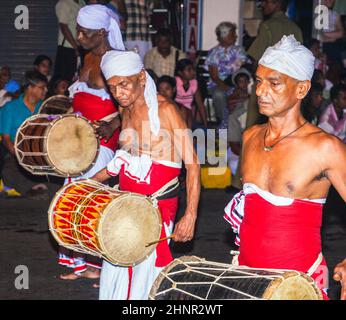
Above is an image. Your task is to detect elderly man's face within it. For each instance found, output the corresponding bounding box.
[255,65,309,117]
[107,71,145,108]
[76,24,104,50]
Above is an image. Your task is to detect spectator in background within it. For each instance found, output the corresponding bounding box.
[33,55,53,81]
[144,28,187,78]
[226,68,251,193]
[0,71,49,198]
[0,66,21,107]
[205,21,248,125]
[302,82,324,126]
[320,0,344,63]
[106,0,127,34]
[312,69,333,101]
[175,59,207,128]
[124,0,153,61]
[319,84,346,142]
[54,0,86,82]
[47,77,70,97]
[307,39,328,75]
[157,75,176,101]
[245,0,303,128]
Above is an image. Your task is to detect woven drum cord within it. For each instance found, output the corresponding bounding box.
[155,259,301,300]
[51,180,116,257]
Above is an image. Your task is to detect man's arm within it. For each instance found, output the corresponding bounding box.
[94,114,121,142]
[55,2,79,53]
[208,65,230,92]
[166,103,200,242]
[59,24,80,53]
[2,134,15,155]
[323,135,346,300]
[324,135,346,201]
[90,167,112,183]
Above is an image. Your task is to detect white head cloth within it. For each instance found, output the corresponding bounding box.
[77,4,125,51]
[259,35,315,81]
[101,50,160,136]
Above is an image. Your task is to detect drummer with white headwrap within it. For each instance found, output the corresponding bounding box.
[58,4,125,281]
[224,35,346,300]
[91,50,200,300]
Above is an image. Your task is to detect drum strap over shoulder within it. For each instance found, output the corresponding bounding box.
[150,177,180,206]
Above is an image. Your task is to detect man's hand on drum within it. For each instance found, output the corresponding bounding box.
[333,258,346,300]
[173,212,197,242]
[94,116,121,142]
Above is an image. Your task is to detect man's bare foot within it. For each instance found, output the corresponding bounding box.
[60,272,81,280]
[81,268,100,279]
[59,268,100,280]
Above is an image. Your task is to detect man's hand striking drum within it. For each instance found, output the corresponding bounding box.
[94,114,121,143]
[333,259,346,300]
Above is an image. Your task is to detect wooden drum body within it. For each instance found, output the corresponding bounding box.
[48,180,162,266]
[149,256,323,300]
[15,114,99,177]
[38,95,73,115]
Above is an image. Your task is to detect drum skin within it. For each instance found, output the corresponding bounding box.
[15,114,99,177]
[149,256,323,300]
[48,180,163,266]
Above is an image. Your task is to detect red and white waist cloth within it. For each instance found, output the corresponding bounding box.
[107,149,182,267]
[99,150,181,300]
[69,81,120,151]
[224,183,329,299]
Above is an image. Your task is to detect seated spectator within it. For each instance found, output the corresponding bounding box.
[307,38,328,74]
[319,84,346,142]
[1,71,50,198]
[144,28,187,78]
[175,59,207,129]
[204,21,249,125]
[33,55,53,81]
[227,68,251,114]
[302,83,324,125]
[312,69,333,100]
[320,0,345,63]
[47,76,70,97]
[157,75,176,101]
[0,66,21,106]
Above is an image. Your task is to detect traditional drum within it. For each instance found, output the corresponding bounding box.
[48,179,162,266]
[38,95,73,115]
[149,256,323,300]
[15,114,99,177]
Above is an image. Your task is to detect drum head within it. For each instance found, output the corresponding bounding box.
[263,272,323,300]
[39,95,73,115]
[98,194,162,266]
[46,116,99,176]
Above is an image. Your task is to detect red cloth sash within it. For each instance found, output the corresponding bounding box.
[117,162,181,267]
[238,193,323,272]
[72,92,120,151]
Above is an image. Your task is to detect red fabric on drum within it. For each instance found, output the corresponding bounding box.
[72,92,120,151]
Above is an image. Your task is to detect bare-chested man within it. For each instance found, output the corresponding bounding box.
[224,35,346,300]
[58,4,125,281]
[91,50,200,299]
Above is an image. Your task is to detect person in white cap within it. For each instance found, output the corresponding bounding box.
[91,50,200,300]
[57,4,125,281]
[224,35,346,300]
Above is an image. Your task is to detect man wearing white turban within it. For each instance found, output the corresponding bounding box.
[58,4,125,281]
[224,35,346,300]
[91,50,201,300]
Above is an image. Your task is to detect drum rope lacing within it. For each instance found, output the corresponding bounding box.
[155,257,301,300]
